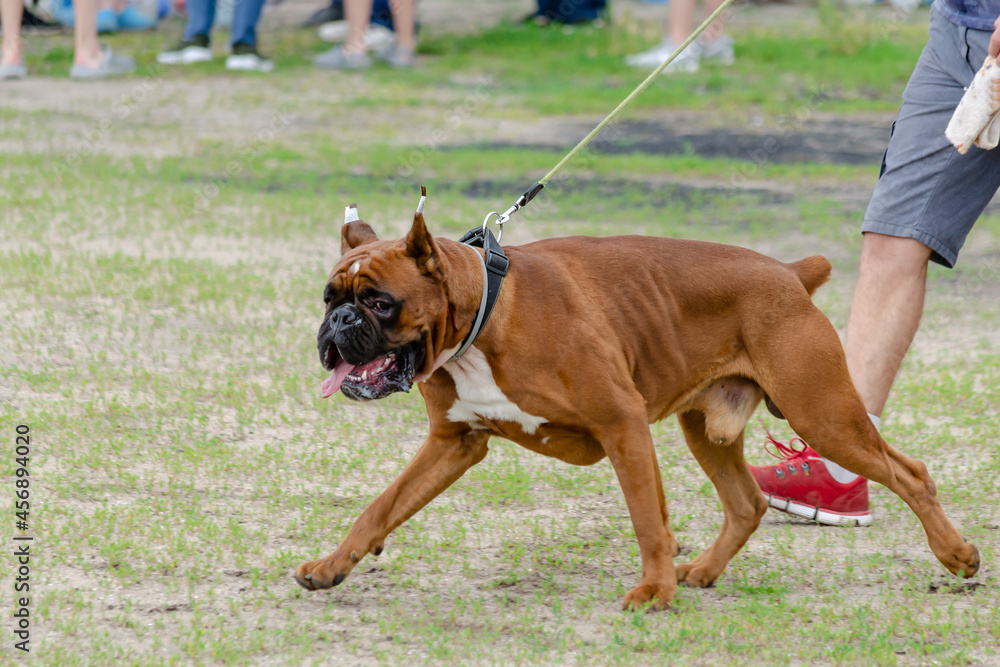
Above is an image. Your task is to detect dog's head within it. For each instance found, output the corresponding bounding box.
[318,204,450,401]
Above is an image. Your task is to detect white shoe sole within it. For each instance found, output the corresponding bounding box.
[157,47,214,65]
[225,55,274,72]
[318,20,348,42]
[318,21,396,51]
[763,493,874,527]
[625,53,699,73]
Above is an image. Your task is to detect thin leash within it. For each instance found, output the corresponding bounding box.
[482,0,737,241]
[443,0,736,359]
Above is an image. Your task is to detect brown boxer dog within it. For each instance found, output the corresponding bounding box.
[295,205,980,610]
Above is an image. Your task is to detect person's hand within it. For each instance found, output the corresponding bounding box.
[991,14,1000,58]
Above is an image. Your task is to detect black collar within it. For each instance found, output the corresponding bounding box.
[450,226,509,361]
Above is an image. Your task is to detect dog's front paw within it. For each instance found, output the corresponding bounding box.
[674,562,718,588]
[295,555,353,591]
[622,582,676,611]
[944,540,980,578]
[296,540,385,591]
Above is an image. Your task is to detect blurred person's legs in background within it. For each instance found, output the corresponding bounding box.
[0,0,26,75]
[316,0,397,51]
[226,0,274,70]
[75,0,109,65]
[2,0,134,77]
[625,0,732,73]
[231,0,266,49]
[157,0,214,64]
[314,0,416,69]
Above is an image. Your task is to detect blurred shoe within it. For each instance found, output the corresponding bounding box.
[625,37,700,73]
[226,43,274,72]
[749,434,873,527]
[313,45,370,69]
[374,44,414,68]
[117,5,157,30]
[96,9,119,33]
[317,19,347,42]
[70,45,135,79]
[157,36,213,64]
[698,33,734,65]
[303,1,343,27]
[318,21,395,51]
[0,60,28,80]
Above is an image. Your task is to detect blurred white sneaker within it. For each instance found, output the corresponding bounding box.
[698,33,734,66]
[318,21,396,52]
[625,37,700,73]
[225,44,274,72]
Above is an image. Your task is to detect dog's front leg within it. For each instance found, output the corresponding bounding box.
[295,428,489,591]
[599,415,678,611]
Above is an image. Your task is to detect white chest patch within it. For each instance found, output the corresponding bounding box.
[443,348,547,434]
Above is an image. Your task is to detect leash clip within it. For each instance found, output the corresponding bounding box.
[482,182,546,239]
[482,210,504,243]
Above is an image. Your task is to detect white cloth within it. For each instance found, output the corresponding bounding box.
[946,55,1000,154]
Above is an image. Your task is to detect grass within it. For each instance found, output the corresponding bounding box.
[2,2,999,664]
[18,3,927,114]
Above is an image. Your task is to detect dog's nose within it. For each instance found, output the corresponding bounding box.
[328,304,362,331]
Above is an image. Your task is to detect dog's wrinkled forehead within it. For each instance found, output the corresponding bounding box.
[327,242,404,304]
[328,250,371,303]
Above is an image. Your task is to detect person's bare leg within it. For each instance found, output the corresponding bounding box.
[390,0,415,50]
[1,0,24,66]
[74,0,104,67]
[343,0,373,55]
[701,0,728,42]
[844,232,933,416]
[668,0,694,45]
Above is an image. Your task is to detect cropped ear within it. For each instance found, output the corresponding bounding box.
[341,204,379,255]
[404,210,445,281]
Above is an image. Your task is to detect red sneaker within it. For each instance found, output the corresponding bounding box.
[749,434,873,527]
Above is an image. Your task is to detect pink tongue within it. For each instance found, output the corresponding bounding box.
[321,358,356,399]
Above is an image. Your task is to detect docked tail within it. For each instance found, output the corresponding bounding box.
[788,255,832,296]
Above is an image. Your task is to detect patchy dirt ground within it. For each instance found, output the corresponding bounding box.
[2,1,999,665]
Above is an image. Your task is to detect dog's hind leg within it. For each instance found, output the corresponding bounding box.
[674,410,769,587]
[751,307,980,578]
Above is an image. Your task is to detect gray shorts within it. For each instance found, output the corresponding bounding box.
[863,5,1000,268]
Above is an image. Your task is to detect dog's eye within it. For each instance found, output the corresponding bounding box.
[323,285,334,305]
[370,300,392,316]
